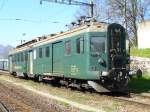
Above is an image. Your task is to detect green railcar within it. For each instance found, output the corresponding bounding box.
[8,22,130,92]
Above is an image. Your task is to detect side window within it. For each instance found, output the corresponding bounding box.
[65,40,71,55]
[76,37,84,54]
[16,54,18,62]
[39,48,42,58]
[21,53,23,62]
[23,53,24,62]
[12,55,15,62]
[33,50,36,60]
[18,54,20,62]
[45,46,50,57]
[25,52,28,61]
[14,55,16,62]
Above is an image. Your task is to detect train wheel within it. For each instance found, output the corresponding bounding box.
[11,72,17,76]
[23,73,29,80]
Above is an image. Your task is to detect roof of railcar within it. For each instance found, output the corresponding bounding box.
[9,22,108,55]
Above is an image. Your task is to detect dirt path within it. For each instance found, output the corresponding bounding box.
[0,80,68,112]
[0,78,103,112]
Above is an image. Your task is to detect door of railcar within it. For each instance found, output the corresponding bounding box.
[27,50,33,74]
[52,41,63,75]
[9,56,12,72]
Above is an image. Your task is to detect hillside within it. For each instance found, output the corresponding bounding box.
[0,44,13,59]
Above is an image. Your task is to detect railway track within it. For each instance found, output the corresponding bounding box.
[0,101,9,112]
[1,70,150,111]
[0,78,68,112]
[0,81,34,112]
[114,94,150,108]
[64,84,150,108]
[97,92,150,108]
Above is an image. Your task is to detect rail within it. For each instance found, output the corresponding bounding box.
[0,101,9,112]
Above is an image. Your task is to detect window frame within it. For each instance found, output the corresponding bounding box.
[12,55,15,62]
[14,55,16,62]
[90,36,106,54]
[21,52,24,62]
[18,53,20,62]
[25,52,28,61]
[39,48,43,58]
[65,40,71,56]
[45,46,50,58]
[76,37,84,54]
[33,49,37,60]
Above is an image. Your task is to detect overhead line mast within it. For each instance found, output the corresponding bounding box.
[40,0,95,18]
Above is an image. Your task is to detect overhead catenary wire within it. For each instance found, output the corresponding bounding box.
[0,18,60,24]
[40,0,95,18]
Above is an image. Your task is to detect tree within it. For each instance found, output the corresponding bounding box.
[75,0,110,22]
[107,0,150,46]
[75,0,150,47]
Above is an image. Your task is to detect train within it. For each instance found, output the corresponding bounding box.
[8,19,130,93]
[0,59,8,71]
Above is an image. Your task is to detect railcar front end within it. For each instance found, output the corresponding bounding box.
[88,23,130,93]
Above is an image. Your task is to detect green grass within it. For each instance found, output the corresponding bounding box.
[129,73,150,93]
[130,48,150,58]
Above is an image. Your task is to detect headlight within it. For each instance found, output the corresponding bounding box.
[98,58,106,65]
[102,71,109,76]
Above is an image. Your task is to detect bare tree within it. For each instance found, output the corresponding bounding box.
[106,0,150,46]
[74,0,110,21]
[75,0,150,47]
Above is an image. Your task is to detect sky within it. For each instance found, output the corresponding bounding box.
[0,0,82,46]
[0,0,149,47]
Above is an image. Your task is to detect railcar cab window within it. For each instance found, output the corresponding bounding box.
[39,48,43,58]
[76,37,84,54]
[45,46,50,57]
[65,40,71,55]
[90,37,105,56]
